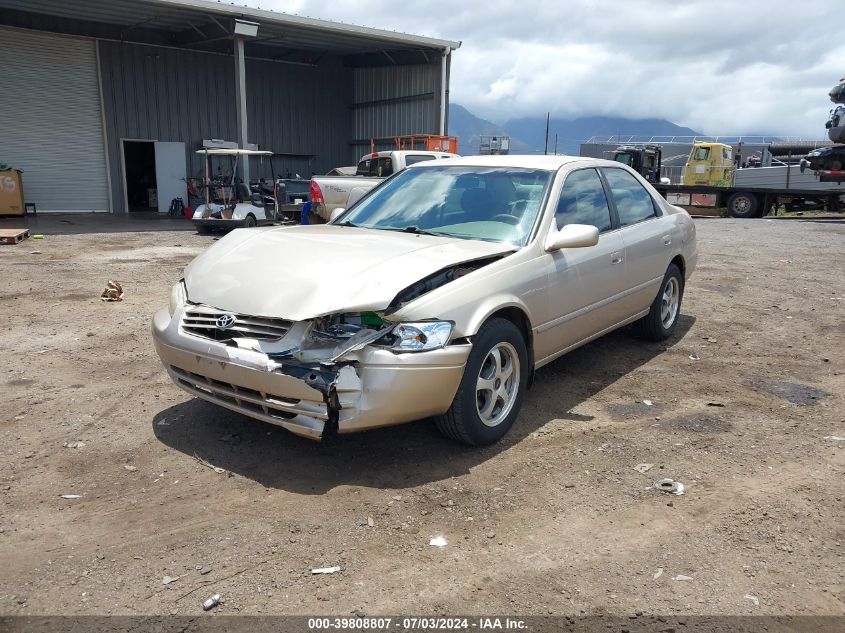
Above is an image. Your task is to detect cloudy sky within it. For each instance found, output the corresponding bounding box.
[265,0,841,136]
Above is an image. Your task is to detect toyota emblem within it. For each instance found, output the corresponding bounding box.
[216,313,236,330]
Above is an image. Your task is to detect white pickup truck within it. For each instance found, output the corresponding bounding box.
[308,150,457,222]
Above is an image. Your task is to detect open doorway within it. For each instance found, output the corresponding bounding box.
[122,140,157,212]
[121,140,187,213]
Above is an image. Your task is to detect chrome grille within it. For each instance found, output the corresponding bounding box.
[182,306,293,342]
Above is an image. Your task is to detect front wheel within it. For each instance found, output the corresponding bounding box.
[435,318,528,445]
[243,214,257,228]
[632,263,684,341]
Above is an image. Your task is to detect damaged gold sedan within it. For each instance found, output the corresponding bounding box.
[153,156,697,445]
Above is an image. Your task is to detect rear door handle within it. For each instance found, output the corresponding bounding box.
[611,251,624,265]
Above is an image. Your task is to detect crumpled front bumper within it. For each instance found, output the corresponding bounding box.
[151,307,470,440]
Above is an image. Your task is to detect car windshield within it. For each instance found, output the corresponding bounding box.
[335,166,553,245]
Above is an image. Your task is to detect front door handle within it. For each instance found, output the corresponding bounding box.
[663,235,672,246]
[611,251,623,265]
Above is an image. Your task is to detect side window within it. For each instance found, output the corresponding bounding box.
[405,154,436,166]
[555,168,612,232]
[603,168,658,227]
[693,147,710,161]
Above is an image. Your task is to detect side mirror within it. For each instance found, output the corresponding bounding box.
[546,223,599,251]
[329,207,346,222]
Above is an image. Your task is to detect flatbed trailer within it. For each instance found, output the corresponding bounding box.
[654,178,844,218]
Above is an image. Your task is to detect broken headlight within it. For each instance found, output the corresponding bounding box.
[168,280,187,316]
[384,321,453,352]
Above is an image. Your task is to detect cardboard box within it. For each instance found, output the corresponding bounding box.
[0,170,25,215]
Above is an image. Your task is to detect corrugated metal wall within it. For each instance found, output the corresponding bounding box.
[353,64,440,147]
[0,27,109,211]
[99,41,354,212]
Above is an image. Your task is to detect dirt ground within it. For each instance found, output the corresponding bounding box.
[0,217,843,617]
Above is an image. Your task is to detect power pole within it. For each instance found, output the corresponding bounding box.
[544,112,550,155]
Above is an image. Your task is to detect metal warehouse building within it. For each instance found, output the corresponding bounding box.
[0,0,460,214]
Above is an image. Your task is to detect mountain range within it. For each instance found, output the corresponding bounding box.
[448,103,701,155]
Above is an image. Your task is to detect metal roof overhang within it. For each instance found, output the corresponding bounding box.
[0,0,460,65]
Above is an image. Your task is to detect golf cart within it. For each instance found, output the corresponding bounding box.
[192,148,279,233]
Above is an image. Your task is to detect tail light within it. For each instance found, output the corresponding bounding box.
[310,180,324,204]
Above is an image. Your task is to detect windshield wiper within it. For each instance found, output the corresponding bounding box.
[336,220,357,227]
[399,225,441,236]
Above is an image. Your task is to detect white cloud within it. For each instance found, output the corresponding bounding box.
[265,0,843,136]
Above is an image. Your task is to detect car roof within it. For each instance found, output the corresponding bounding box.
[409,154,617,171]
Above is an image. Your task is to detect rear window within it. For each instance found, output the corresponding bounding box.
[356,157,394,177]
[405,154,437,166]
[693,147,710,161]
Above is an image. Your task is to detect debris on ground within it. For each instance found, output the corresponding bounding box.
[429,536,448,548]
[100,280,124,302]
[633,463,654,474]
[654,479,685,495]
[642,399,654,406]
[199,566,212,575]
[367,517,374,527]
[63,441,85,449]
[162,575,180,585]
[122,464,138,472]
[823,435,845,441]
[745,594,760,606]
[59,494,81,499]
[310,566,342,575]
[689,352,700,361]
[193,454,226,474]
[486,531,496,539]
[673,574,693,581]
[706,401,726,407]
[202,593,221,611]
[653,568,664,579]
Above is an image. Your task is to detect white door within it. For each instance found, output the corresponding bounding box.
[154,142,186,214]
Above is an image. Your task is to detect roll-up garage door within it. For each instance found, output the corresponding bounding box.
[0,27,109,212]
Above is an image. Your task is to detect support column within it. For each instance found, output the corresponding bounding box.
[234,36,250,183]
[439,48,450,135]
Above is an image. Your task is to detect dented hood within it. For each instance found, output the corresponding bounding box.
[184,225,515,320]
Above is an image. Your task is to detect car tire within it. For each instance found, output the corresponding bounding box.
[306,211,326,225]
[434,318,528,446]
[632,263,684,341]
[243,214,257,228]
[727,192,759,218]
[196,225,210,235]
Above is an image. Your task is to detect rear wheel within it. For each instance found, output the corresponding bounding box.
[632,264,684,341]
[435,318,528,446]
[243,214,257,228]
[306,211,326,225]
[727,192,759,218]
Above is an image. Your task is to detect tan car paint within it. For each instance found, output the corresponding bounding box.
[154,155,697,440]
